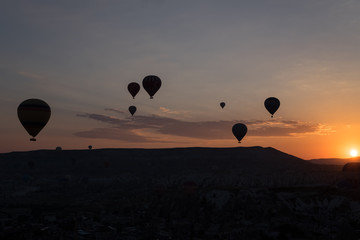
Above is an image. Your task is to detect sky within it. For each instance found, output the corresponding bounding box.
[1,0,360,159]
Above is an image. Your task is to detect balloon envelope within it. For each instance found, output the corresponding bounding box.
[264,97,280,117]
[17,99,51,141]
[129,106,137,116]
[220,102,225,109]
[127,82,140,99]
[232,123,247,143]
[142,75,161,99]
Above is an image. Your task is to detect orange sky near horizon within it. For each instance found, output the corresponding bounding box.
[2,121,359,160]
[1,1,360,160]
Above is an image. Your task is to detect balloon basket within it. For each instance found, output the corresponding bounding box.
[30,138,36,141]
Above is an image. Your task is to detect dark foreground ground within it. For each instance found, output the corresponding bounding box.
[0,147,358,239]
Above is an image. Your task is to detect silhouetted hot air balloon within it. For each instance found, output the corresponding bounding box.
[129,106,137,116]
[264,97,280,118]
[142,75,161,99]
[220,102,225,109]
[232,123,247,143]
[127,82,140,99]
[17,99,51,141]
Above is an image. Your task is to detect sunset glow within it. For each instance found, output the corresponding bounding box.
[1,1,360,160]
[350,149,358,157]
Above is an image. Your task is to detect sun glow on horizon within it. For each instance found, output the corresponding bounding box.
[350,149,358,157]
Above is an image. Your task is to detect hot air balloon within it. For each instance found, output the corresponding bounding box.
[232,123,247,143]
[142,75,161,99]
[129,106,137,116]
[17,99,51,141]
[127,82,140,99]
[220,102,225,109]
[264,97,280,118]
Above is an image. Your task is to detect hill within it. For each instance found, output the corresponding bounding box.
[309,157,360,165]
[0,147,348,239]
[0,146,313,175]
[0,146,331,188]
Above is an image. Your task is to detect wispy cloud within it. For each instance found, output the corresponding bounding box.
[104,108,125,115]
[74,127,183,143]
[248,121,334,136]
[75,112,334,141]
[159,107,183,115]
[76,113,130,126]
[74,128,151,142]
[17,71,45,81]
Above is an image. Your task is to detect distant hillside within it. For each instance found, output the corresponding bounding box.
[309,157,360,165]
[0,148,352,240]
[0,147,314,178]
[0,146,343,189]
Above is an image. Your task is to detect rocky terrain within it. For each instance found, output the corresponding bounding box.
[0,147,357,239]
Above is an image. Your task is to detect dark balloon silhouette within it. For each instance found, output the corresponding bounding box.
[88,145,92,150]
[220,102,225,109]
[264,97,280,118]
[142,75,161,99]
[17,99,51,141]
[129,106,137,116]
[127,82,140,99]
[232,123,247,143]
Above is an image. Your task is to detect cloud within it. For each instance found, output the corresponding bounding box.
[248,121,335,136]
[104,108,125,115]
[249,121,316,136]
[75,112,334,141]
[159,107,187,115]
[74,127,183,143]
[17,71,44,81]
[76,113,130,126]
[74,128,151,142]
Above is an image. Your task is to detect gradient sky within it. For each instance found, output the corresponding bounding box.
[1,0,360,159]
